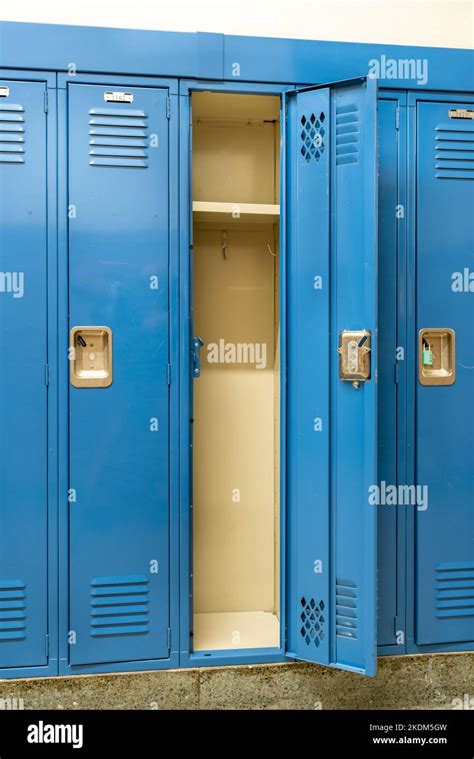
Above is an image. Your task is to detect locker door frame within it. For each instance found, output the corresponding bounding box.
[178,79,294,669]
[405,89,474,656]
[0,69,59,680]
[57,72,181,676]
[376,89,408,657]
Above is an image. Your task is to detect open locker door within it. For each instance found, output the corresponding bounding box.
[286,77,378,675]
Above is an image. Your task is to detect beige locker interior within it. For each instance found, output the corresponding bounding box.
[192,92,281,651]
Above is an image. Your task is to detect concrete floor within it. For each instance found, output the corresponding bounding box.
[0,654,472,710]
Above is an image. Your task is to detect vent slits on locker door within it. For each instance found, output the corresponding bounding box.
[300,112,325,163]
[300,596,325,647]
[435,123,474,180]
[436,562,474,618]
[90,574,150,636]
[335,580,358,639]
[335,104,359,166]
[0,580,27,641]
[0,103,25,165]
[88,107,149,169]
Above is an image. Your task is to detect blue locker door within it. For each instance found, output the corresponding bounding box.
[287,78,378,675]
[415,100,474,645]
[0,79,48,667]
[68,84,170,666]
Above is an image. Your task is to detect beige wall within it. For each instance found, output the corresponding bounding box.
[1,0,472,49]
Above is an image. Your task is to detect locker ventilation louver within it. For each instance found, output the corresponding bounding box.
[88,107,149,169]
[435,561,474,619]
[335,104,359,166]
[0,103,25,165]
[435,123,474,180]
[300,597,325,647]
[300,112,325,163]
[336,579,358,639]
[90,574,150,636]
[0,580,27,641]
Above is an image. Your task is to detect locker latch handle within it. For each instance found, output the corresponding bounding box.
[337,329,371,389]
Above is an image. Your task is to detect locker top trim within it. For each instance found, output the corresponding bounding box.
[0,21,473,93]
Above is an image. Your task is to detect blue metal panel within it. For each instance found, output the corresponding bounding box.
[0,79,48,667]
[0,21,198,79]
[1,21,472,93]
[286,86,331,665]
[223,36,473,91]
[68,83,171,666]
[287,78,378,675]
[196,33,224,79]
[377,96,403,648]
[415,98,474,646]
[331,79,378,675]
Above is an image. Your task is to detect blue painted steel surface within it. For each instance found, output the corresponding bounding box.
[415,98,474,646]
[286,85,331,666]
[287,78,378,675]
[0,21,472,679]
[223,35,473,91]
[67,83,171,666]
[0,79,48,668]
[377,95,403,648]
[1,22,472,92]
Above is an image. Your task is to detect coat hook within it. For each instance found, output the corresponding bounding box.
[267,243,278,257]
[222,231,228,259]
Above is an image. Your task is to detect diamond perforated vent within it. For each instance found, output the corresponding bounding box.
[88,107,149,169]
[300,596,325,647]
[300,112,325,163]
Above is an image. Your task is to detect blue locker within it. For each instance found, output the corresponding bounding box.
[67,83,171,666]
[0,21,472,680]
[415,99,474,646]
[0,79,49,667]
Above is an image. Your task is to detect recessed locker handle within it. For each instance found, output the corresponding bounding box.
[418,328,455,386]
[70,326,113,388]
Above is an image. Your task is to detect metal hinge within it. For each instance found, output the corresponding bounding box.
[192,337,204,379]
[166,97,171,119]
[45,634,49,658]
[44,364,50,386]
[44,90,48,113]
[167,364,171,385]
[395,107,400,130]
[167,627,172,651]
[394,616,400,636]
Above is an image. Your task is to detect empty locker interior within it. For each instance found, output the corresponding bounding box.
[191,93,281,651]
